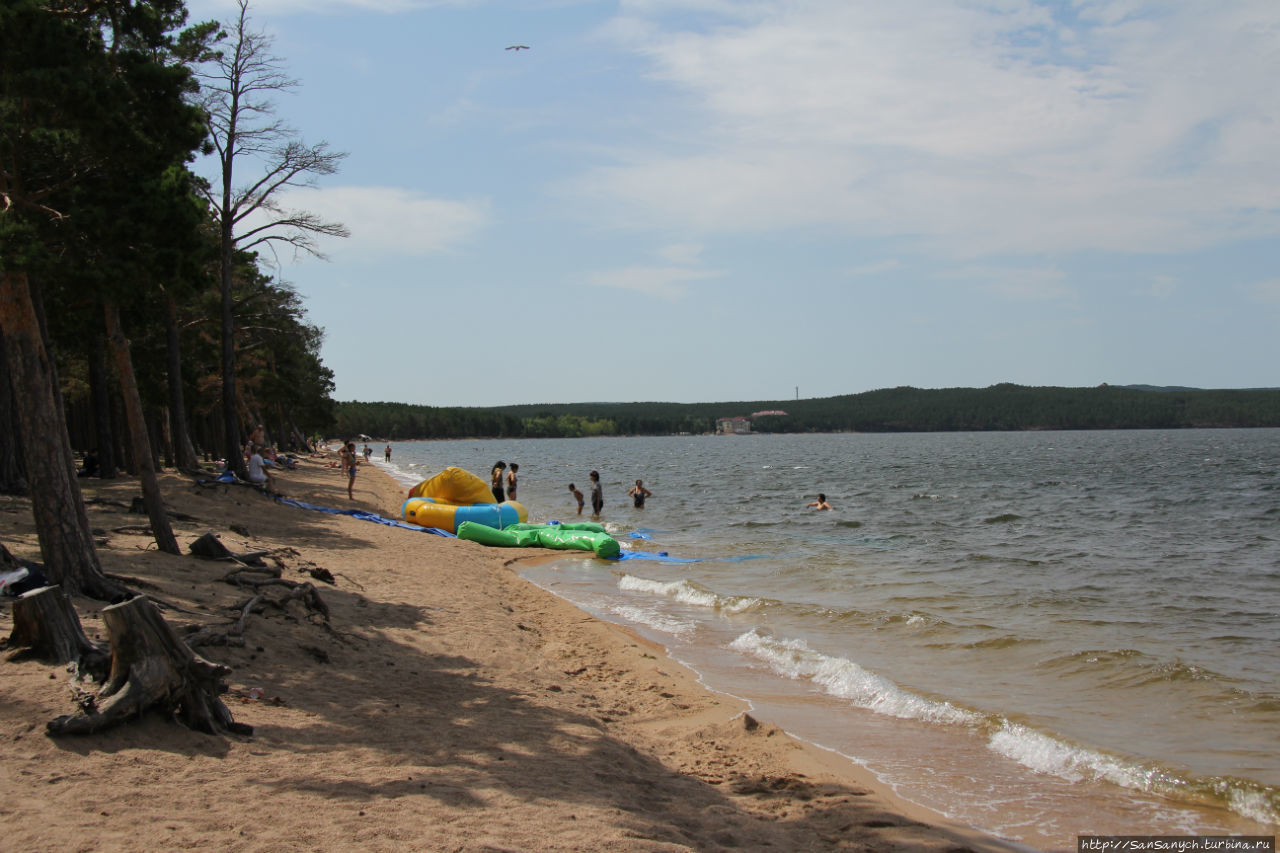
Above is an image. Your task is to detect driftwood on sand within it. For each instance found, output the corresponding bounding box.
[188,531,270,565]
[45,595,250,737]
[185,564,330,648]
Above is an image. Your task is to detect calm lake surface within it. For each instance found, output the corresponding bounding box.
[377,430,1280,850]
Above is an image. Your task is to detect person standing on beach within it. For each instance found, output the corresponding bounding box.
[589,470,603,516]
[568,483,584,515]
[384,444,391,462]
[490,461,506,502]
[506,463,519,501]
[807,493,832,510]
[628,479,652,508]
[340,442,358,500]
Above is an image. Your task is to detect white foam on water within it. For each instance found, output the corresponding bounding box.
[1225,786,1280,826]
[728,629,980,726]
[370,457,422,491]
[987,720,1139,785]
[986,720,1280,826]
[618,574,762,614]
[609,604,695,638]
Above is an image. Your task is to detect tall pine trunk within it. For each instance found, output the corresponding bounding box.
[0,271,125,600]
[0,332,28,494]
[163,293,201,475]
[88,334,119,479]
[104,300,180,555]
[220,229,247,480]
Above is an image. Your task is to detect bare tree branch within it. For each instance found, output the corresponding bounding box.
[192,0,346,478]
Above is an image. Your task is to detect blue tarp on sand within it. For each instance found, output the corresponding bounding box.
[275,497,455,536]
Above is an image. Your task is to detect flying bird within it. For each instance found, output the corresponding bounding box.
[505,45,530,51]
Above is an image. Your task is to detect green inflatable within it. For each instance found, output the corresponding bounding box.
[456,521,621,559]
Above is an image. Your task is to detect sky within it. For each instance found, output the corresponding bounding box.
[182,0,1280,407]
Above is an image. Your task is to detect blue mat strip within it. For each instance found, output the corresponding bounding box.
[275,497,455,537]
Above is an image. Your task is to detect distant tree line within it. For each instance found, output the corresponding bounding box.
[335,384,1280,440]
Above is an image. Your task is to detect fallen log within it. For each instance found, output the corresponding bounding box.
[47,595,251,737]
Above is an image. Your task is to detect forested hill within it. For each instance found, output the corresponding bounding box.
[334,384,1280,440]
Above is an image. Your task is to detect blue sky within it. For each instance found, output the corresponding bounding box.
[183,0,1280,407]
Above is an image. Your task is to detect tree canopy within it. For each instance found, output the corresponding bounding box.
[1,0,339,597]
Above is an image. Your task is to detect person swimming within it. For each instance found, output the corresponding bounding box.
[806,493,832,510]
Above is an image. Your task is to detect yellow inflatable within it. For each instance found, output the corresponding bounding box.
[408,466,496,503]
[403,467,527,533]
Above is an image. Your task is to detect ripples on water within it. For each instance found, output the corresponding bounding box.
[383,430,1280,847]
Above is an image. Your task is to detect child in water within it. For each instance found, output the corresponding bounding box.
[568,483,584,515]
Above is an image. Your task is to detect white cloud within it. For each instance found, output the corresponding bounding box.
[657,242,704,264]
[272,186,491,258]
[845,259,900,277]
[950,265,1073,302]
[587,264,720,300]
[1249,279,1280,305]
[581,1,1280,257]
[1144,275,1178,299]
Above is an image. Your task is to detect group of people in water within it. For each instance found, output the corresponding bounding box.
[484,458,836,516]
[489,461,520,503]
[487,461,654,519]
[337,447,829,516]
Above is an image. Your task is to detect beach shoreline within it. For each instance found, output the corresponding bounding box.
[0,454,1023,851]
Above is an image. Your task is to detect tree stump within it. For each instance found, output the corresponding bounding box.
[47,595,251,737]
[189,531,268,566]
[7,585,110,680]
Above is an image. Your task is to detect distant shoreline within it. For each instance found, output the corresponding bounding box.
[334,384,1280,440]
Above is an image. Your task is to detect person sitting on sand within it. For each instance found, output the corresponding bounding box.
[78,450,100,478]
[247,444,276,494]
[807,493,832,510]
[628,479,652,508]
[568,483,584,515]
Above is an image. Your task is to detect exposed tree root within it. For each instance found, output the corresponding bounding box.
[47,595,250,737]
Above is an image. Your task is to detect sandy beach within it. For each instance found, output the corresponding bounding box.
[0,454,1020,852]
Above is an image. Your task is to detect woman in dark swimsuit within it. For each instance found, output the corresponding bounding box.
[490,461,506,502]
[628,479,652,508]
[506,463,518,501]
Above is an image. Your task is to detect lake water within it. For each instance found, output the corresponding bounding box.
[374,430,1280,850]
